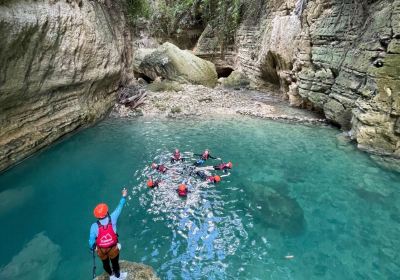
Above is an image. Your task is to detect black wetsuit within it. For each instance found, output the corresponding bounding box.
[194,153,217,160]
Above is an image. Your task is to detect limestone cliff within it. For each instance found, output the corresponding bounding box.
[0,0,134,171]
[195,0,400,157]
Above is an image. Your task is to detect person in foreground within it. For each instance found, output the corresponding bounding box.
[89,188,128,279]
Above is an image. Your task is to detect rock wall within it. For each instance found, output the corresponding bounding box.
[195,0,400,157]
[0,0,134,171]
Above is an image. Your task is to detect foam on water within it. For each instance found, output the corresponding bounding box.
[0,117,399,279]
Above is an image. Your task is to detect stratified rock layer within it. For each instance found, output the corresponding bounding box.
[195,0,400,156]
[0,0,133,171]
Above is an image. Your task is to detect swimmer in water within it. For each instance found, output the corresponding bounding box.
[195,162,233,173]
[193,149,220,166]
[170,149,185,163]
[147,177,162,188]
[151,163,168,173]
[196,170,222,184]
[177,183,188,197]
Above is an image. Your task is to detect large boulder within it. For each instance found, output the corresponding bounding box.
[220,70,250,89]
[95,260,159,280]
[248,184,306,236]
[133,42,218,87]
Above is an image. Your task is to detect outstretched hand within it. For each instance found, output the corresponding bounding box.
[122,188,128,197]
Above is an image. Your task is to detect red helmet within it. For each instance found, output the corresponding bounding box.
[94,203,108,219]
[214,175,221,182]
[227,162,232,168]
[151,163,157,169]
[178,184,187,191]
[147,180,154,187]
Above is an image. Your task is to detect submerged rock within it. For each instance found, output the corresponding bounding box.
[0,232,61,280]
[95,260,159,280]
[133,42,218,87]
[250,184,306,235]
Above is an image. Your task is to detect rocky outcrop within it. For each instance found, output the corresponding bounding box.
[133,42,218,87]
[195,0,400,156]
[95,261,159,280]
[0,0,134,171]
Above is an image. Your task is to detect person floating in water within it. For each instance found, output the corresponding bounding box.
[196,170,221,184]
[195,162,233,173]
[170,149,185,163]
[151,162,168,173]
[213,161,233,171]
[147,176,162,188]
[193,149,220,166]
[89,188,128,279]
[177,183,188,197]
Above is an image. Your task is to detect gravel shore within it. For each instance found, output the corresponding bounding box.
[111,84,326,124]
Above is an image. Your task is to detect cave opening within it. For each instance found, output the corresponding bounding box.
[260,51,281,86]
[217,67,234,78]
[134,71,153,83]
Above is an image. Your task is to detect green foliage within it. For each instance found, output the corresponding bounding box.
[201,0,242,50]
[126,0,242,53]
[125,0,151,23]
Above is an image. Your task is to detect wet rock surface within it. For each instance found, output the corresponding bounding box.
[95,261,159,280]
[112,84,326,125]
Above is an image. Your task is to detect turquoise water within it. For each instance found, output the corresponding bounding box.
[0,117,399,280]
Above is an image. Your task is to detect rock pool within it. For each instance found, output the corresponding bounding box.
[0,117,399,279]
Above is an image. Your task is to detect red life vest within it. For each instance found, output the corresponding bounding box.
[202,153,209,160]
[207,176,215,183]
[178,188,187,197]
[157,165,167,173]
[96,215,118,248]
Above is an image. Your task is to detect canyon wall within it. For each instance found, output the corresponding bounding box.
[195,0,400,157]
[0,0,133,171]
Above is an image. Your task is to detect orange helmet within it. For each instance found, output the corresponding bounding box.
[94,203,108,219]
[227,162,232,168]
[147,180,154,187]
[214,175,221,182]
[178,184,187,191]
[151,163,157,169]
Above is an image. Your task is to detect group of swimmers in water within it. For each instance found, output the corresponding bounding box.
[147,149,232,197]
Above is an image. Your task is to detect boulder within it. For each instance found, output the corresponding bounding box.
[133,42,218,87]
[221,71,250,89]
[95,261,159,280]
[249,184,305,235]
[0,232,61,280]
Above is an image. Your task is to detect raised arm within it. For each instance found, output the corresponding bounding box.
[110,188,127,222]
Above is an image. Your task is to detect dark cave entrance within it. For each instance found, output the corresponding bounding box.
[134,71,153,83]
[217,67,234,78]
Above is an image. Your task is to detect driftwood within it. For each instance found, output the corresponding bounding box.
[117,86,147,109]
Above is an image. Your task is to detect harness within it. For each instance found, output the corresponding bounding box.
[95,214,118,249]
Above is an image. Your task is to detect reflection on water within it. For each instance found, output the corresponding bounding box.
[0,117,399,279]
